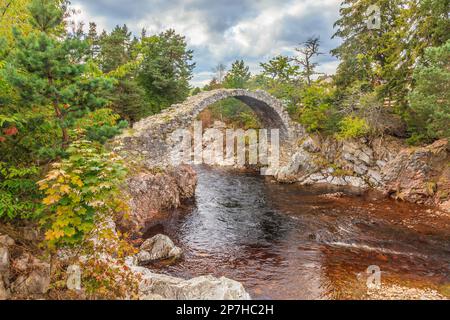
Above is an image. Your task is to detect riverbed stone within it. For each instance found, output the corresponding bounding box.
[137,234,182,264]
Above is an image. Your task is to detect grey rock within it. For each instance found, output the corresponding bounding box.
[132,266,251,300]
[0,246,9,273]
[376,160,387,168]
[353,163,368,175]
[137,234,182,264]
[10,254,50,295]
[367,169,383,186]
[0,234,14,247]
[309,173,325,181]
[301,137,320,153]
[0,244,10,300]
[344,176,368,188]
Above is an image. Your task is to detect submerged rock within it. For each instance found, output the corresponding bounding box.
[132,266,251,300]
[137,234,182,264]
[366,284,447,300]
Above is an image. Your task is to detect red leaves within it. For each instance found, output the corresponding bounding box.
[0,126,19,141]
[3,126,18,136]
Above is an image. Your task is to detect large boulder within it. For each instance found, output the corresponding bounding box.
[137,234,182,264]
[120,164,197,233]
[275,137,321,182]
[381,139,450,206]
[132,266,251,300]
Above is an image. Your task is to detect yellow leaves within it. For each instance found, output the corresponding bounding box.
[43,194,61,205]
[37,181,48,190]
[45,229,65,241]
[45,169,67,181]
[37,139,128,251]
[59,184,71,194]
[71,176,83,188]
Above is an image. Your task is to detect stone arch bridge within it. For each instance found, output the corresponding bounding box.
[112,89,304,169]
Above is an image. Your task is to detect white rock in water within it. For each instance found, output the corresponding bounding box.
[137,234,182,264]
[131,266,251,300]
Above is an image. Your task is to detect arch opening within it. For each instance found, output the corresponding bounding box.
[188,89,292,141]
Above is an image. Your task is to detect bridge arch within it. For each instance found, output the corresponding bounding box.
[164,89,294,140]
[116,89,302,167]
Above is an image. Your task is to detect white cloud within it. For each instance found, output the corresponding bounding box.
[69,0,342,85]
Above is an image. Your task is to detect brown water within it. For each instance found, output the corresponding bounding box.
[144,166,450,299]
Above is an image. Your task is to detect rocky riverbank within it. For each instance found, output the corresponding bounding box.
[119,164,198,235]
[275,135,450,212]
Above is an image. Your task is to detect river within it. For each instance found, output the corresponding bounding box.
[144,165,450,299]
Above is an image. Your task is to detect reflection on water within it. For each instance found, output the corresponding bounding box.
[144,165,450,299]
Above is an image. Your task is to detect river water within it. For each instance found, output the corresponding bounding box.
[145,166,450,299]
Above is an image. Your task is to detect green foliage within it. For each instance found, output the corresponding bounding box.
[4,1,113,148]
[0,0,33,45]
[72,108,128,143]
[260,55,300,82]
[97,25,133,73]
[294,37,322,86]
[27,0,63,33]
[332,0,450,113]
[297,85,339,133]
[407,40,450,143]
[107,79,149,123]
[203,98,261,130]
[37,140,128,249]
[223,60,251,89]
[337,116,370,140]
[191,87,201,95]
[0,162,42,219]
[138,29,195,113]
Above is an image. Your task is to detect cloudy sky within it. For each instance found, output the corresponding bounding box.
[70,0,343,87]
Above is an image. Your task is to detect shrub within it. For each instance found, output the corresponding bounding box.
[37,140,128,249]
[337,116,370,140]
[0,162,42,219]
[297,85,339,133]
[72,108,128,144]
[299,103,333,133]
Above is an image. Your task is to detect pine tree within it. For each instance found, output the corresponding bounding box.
[5,0,112,148]
[86,21,100,58]
[407,40,450,143]
[108,79,149,123]
[331,0,449,107]
[223,60,251,88]
[138,29,195,113]
[98,24,132,73]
